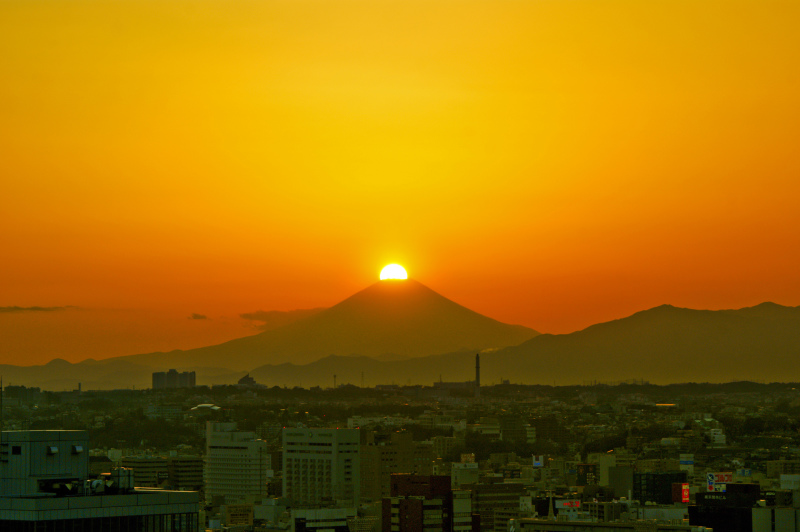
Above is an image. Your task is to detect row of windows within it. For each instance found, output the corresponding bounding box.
[2,445,83,456]
[0,513,197,532]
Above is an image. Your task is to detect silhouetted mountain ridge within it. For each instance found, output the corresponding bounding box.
[4,301,799,390]
[116,279,538,370]
[245,302,800,387]
[483,302,800,385]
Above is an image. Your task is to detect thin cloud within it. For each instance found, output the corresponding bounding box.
[240,308,325,331]
[0,306,78,313]
[188,313,208,320]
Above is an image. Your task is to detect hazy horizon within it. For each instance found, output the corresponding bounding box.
[0,282,795,366]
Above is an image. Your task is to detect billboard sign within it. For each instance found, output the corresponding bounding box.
[680,454,695,473]
[714,472,733,483]
[707,472,732,492]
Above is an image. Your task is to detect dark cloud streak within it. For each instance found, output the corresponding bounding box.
[0,306,78,313]
[240,308,325,331]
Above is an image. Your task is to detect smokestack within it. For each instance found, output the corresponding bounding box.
[475,353,480,399]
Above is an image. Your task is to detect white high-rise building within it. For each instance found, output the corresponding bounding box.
[282,428,360,507]
[205,422,270,504]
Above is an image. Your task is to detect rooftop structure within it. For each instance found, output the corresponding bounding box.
[0,430,199,531]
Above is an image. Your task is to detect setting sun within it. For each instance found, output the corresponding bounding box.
[380,264,408,280]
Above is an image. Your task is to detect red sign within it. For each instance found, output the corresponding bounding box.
[555,500,581,509]
[682,483,690,503]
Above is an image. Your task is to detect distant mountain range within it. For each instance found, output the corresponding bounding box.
[115,279,538,370]
[245,302,800,387]
[1,284,799,389]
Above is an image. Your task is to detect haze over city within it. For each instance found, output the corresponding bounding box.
[2,0,799,369]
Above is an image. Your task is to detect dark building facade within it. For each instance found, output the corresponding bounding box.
[633,471,687,505]
[688,483,761,532]
[382,474,477,532]
[152,369,196,389]
[462,479,525,532]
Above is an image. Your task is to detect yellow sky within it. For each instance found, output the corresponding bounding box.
[2,0,799,364]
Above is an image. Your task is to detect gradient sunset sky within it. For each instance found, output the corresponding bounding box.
[2,0,799,365]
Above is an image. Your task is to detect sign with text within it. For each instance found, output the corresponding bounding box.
[225,505,254,526]
[713,472,733,483]
[707,472,732,492]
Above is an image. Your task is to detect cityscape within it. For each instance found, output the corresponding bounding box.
[3,0,800,531]
[4,362,800,531]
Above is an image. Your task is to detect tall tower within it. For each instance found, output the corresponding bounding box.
[475,353,481,399]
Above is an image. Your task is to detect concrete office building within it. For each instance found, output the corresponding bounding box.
[290,507,357,532]
[451,462,480,489]
[120,456,170,487]
[205,422,270,504]
[0,430,199,531]
[119,455,203,492]
[382,474,477,532]
[283,428,361,508]
[361,431,434,501]
[462,479,526,532]
[168,456,204,492]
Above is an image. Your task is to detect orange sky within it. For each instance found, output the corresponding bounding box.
[2,0,800,365]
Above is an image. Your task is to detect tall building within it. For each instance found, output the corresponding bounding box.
[361,431,434,501]
[152,369,196,389]
[475,353,480,399]
[205,422,270,504]
[283,428,361,508]
[382,474,477,532]
[462,479,525,532]
[0,430,199,530]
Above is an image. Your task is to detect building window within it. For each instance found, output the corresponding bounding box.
[12,446,21,455]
